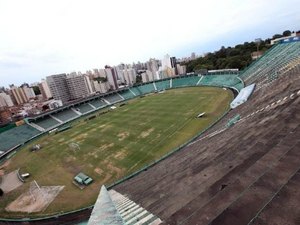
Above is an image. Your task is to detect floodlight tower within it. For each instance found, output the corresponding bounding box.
[255,38,262,59]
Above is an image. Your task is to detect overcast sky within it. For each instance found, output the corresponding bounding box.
[0,0,299,87]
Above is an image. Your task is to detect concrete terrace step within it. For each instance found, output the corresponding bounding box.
[178,127,300,225]
[250,170,300,225]
[109,190,162,225]
[143,119,290,218]
[161,123,299,224]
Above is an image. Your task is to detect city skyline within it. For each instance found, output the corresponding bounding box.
[0,0,299,87]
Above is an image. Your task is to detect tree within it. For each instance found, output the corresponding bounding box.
[135,75,142,84]
[282,30,291,37]
[32,86,41,95]
[273,34,283,39]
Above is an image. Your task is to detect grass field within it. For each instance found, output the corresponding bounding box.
[0,87,233,217]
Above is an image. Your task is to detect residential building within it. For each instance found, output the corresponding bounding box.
[46,73,70,104]
[0,92,14,107]
[39,79,52,100]
[66,74,91,100]
[105,66,118,90]
[10,85,28,105]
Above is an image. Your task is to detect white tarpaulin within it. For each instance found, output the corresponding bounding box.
[230,84,255,109]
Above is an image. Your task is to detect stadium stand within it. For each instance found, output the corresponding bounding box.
[31,116,60,131]
[240,40,300,87]
[198,74,242,90]
[87,185,161,225]
[75,104,94,114]
[103,94,123,104]
[129,87,142,96]
[120,90,136,100]
[155,79,170,91]
[112,58,300,225]
[0,124,41,154]
[172,75,200,88]
[137,83,155,94]
[89,99,107,109]
[52,109,79,122]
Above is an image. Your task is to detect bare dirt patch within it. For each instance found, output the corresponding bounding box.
[6,184,64,213]
[64,155,76,163]
[117,132,129,141]
[0,170,23,193]
[139,128,155,138]
[99,143,114,151]
[104,161,124,178]
[73,133,88,142]
[94,167,103,175]
[0,160,10,170]
[114,150,127,160]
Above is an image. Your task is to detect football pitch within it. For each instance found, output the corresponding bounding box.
[1,87,233,216]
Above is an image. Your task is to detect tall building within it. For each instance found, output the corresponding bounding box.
[39,79,52,100]
[122,68,136,85]
[66,74,92,100]
[0,92,14,107]
[10,85,28,105]
[92,80,109,93]
[176,64,187,75]
[147,58,159,80]
[46,74,70,104]
[105,66,118,90]
[141,72,149,83]
[160,54,177,77]
[22,86,36,100]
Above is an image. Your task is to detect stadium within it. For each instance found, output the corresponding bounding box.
[0,37,299,225]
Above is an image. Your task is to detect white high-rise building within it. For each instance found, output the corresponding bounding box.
[177,64,187,75]
[46,74,70,104]
[122,69,136,85]
[99,69,106,78]
[0,93,14,107]
[23,86,36,100]
[141,72,149,83]
[161,54,172,69]
[105,67,118,90]
[146,70,154,81]
[66,74,92,100]
[93,81,109,93]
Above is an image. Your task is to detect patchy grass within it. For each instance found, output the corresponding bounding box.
[0,87,233,217]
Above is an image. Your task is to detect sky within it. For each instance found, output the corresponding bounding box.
[0,0,299,88]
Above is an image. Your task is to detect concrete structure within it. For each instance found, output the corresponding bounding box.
[146,59,159,80]
[92,81,109,93]
[9,85,28,105]
[66,74,91,100]
[22,86,36,100]
[160,54,177,77]
[39,79,52,100]
[141,72,149,83]
[122,68,136,85]
[105,67,118,90]
[176,64,186,75]
[46,74,70,104]
[0,93,14,107]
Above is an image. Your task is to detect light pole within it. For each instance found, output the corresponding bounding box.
[255,38,262,60]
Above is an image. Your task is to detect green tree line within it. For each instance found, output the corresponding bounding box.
[183,30,296,73]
